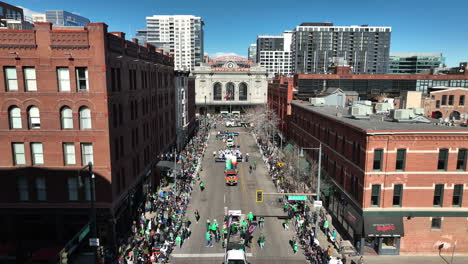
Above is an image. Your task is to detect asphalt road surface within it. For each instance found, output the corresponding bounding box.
[171,125,306,264]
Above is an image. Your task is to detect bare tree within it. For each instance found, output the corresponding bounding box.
[245,106,279,143]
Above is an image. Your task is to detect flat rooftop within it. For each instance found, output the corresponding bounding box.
[291,101,468,133]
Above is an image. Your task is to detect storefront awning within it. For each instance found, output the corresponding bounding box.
[344,204,363,235]
[364,215,404,237]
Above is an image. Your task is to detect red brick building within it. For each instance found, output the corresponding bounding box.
[0,22,176,253]
[267,75,294,134]
[275,97,468,255]
[422,87,468,123]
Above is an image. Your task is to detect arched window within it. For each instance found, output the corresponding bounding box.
[79,107,92,130]
[9,106,22,129]
[225,82,235,101]
[213,83,222,101]
[239,83,248,101]
[27,106,40,129]
[61,106,73,129]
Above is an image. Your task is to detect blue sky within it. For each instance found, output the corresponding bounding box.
[10,0,468,66]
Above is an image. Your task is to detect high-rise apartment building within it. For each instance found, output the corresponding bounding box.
[256,31,293,75]
[146,15,204,71]
[248,44,257,63]
[136,29,148,44]
[291,23,391,74]
[389,53,445,74]
[45,10,90,27]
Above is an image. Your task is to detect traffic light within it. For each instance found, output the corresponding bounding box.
[256,190,264,202]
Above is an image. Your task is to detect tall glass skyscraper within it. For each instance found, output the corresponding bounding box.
[45,10,90,27]
[291,23,391,74]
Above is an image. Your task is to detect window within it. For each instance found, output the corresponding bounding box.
[435,100,440,108]
[79,107,92,129]
[76,67,89,91]
[81,143,93,165]
[23,67,37,91]
[441,95,447,105]
[27,106,40,129]
[12,143,25,165]
[433,184,444,206]
[431,217,441,230]
[213,83,222,101]
[17,175,29,201]
[60,106,73,129]
[67,177,79,201]
[371,185,381,207]
[57,67,71,91]
[31,143,44,165]
[35,176,47,201]
[239,83,248,101]
[452,184,463,207]
[437,149,449,171]
[373,149,383,171]
[456,149,467,171]
[63,143,76,165]
[392,184,403,206]
[225,82,235,101]
[395,149,406,171]
[460,95,465,106]
[9,106,22,129]
[4,66,18,91]
[448,95,454,105]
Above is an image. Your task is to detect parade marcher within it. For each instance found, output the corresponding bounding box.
[194,210,200,223]
[199,181,205,191]
[245,153,249,162]
[206,219,211,231]
[258,234,265,249]
[253,161,257,170]
[175,234,182,248]
[247,212,254,225]
[283,218,290,230]
[258,216,265,229]
[206,231,213,247]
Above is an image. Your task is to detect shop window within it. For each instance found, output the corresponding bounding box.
[382,237,397,249]
[373,149,383,171]
[395,149,406,171]
[431,217,441,230]
[433,184,444,207]
[437,149,448,171]
[452,184,463,207]
[371,184,381,207]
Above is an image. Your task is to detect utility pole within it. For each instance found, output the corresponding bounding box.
[81,162,97,263]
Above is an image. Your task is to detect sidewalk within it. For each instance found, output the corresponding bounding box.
[364,254,468,264]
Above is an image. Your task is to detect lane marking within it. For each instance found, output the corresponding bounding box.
[172,253,253,258]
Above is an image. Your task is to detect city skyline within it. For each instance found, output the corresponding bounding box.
[10,0,468,67]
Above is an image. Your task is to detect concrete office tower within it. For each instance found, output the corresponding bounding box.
[248,44,257,63]
[45,10,90,27]
[256,31,293,75]
[291,23,391,74]
[146,15,204,71]
[389,53,445,74]
[136,29,148,44]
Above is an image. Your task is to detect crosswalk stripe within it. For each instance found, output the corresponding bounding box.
[171,253,253,258]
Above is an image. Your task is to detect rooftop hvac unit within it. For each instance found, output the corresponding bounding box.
[354,100,372,106]
[309,97,325,106]
[412,108,424,115]
[350,105,372,118]
[392,109,413,120]
[375,103,392,113]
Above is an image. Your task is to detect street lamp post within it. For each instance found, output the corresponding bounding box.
[300,143,322,238]
[204,95,207,128]
[173,147,177,194]
[80,162,97,263]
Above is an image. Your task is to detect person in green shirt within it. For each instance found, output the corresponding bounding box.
[253,161,257,170]
[175,235,182,248]
[247,212,254,224]
[323,219,329,236]
[199,181,205,191]
[206,219,211,231]
[205,231,213,247]
[258,234,266,249]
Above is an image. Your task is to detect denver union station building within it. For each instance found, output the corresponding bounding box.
[193,56,268,114]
